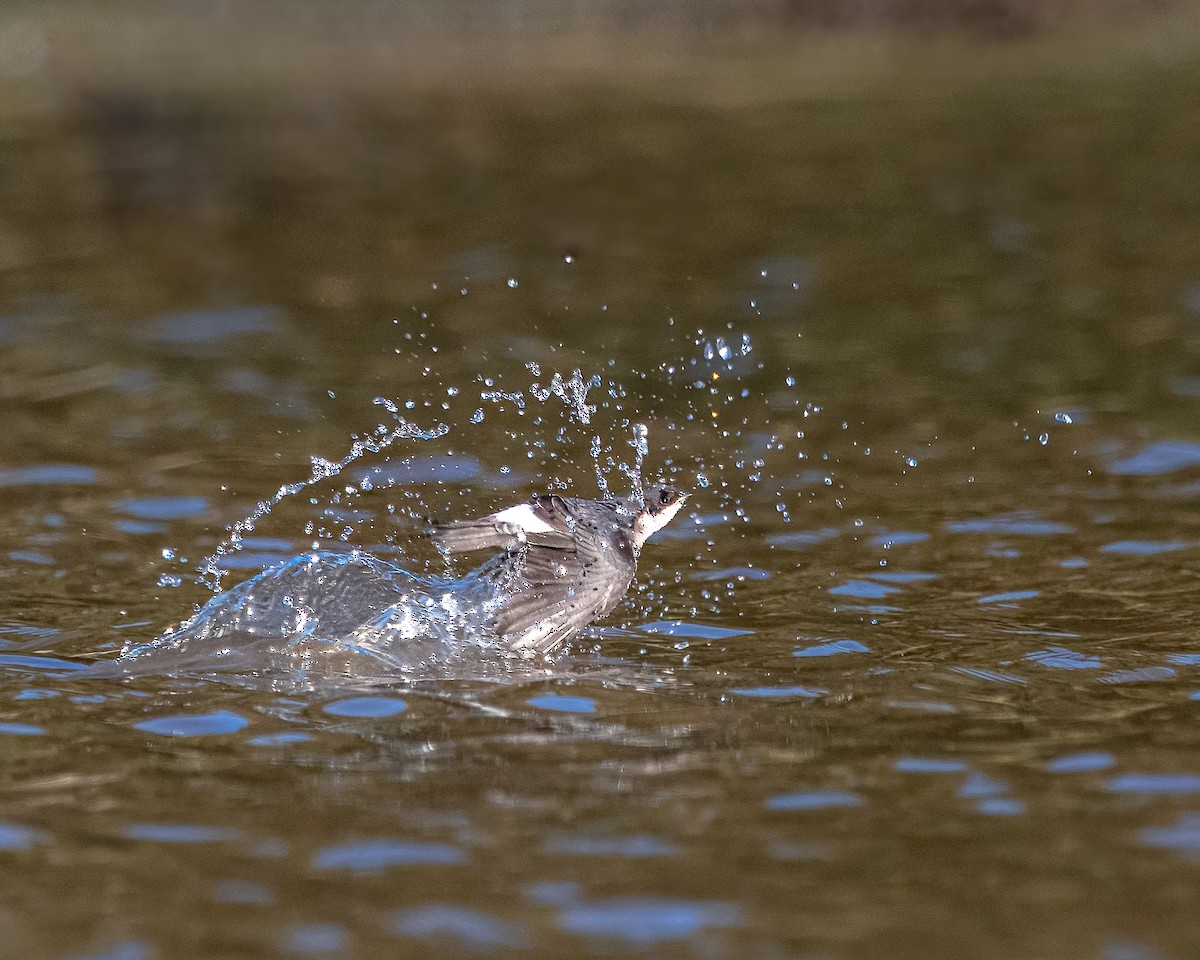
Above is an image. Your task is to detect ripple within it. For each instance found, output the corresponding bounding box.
[872,570,938,584]
[1099,540,1194,556]
[148,304,280,346]
[0,464,98,488]
[248,732,311,747]
[871,530,931,548]
[125,823,239,843]
[1098,666,1176,684]
[115,496,209,521]
[945,515,1075,536]
[134,711,249,737]
[692,566,772,582]
[1025,647,1101,670]
[829,579,900,600]
[558,897,741,943]
[0,718,45,736]
[730,685,827,699]
[528,693,595,714]
[794,639,869,657]
[1140,813,1200,855]
[355,454,484,488]
[1106,773,1200,795]
[543,834,679,857]
[68,940,150,960]
[765,527,839,549]
[322,697,407,718]
[282,923,347,954]
[766,790,864,811]
[895,758,968,774]
[0,822,49,850]
[976,798,1026,816]
[312,839,466,872]
[1108,440,1200,476]
[978,589,1039,605]
[213,880,274,905]
[1046,752,1115,773]
[636,621,752,640]
[9,550,54,566]
[392,904,526,950]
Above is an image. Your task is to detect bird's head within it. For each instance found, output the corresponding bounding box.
[631,486,689,550]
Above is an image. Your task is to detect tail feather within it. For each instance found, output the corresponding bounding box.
[432,522,512,555]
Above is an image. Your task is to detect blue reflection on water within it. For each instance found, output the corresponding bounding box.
[558,897,741,942]
[312,839,466,872]
[0,464,98,487]
[125,823,239,843]
[637,621,751,639]
[0,822,49,850]
[1108,440,1200,476]
[1107,773,1200,794]
[0,722,44,736]
[730,685,827,699]
[134,711,249,737]
[69,941,150,960]
[528,693,595,714]
[148,304,280,345]
[794,639,869,657]
[248,732,311,747]
[115,496,209,521]
[282,923,347,954]
[871,530,931,548]
[978,589,1039,605]
[894,758,968,774]
[1140,813,1200,856]
[1024,647,1102,670]
[1098,666,1175,684]
[392,904,526,950]
[829,579,900,599]
[1046,752,1115,773]
[1099,540,1194,555]
[543,834,679,858]
[766,790,864,811]
[945,515,1074,535]
[322,697,407,718]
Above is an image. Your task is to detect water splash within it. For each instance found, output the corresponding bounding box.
[620,423,650,504]
[198,400,448,592]
[120,549,531,680]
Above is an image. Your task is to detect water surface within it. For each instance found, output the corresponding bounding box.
[3,30,1200,960]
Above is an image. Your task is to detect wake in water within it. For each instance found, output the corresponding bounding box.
[108,550,527,680]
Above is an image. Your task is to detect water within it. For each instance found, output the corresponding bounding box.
[5,31,1200,960]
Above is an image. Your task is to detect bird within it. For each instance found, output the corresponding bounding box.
[433,486,689,657]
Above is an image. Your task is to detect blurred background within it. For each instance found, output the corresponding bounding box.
[5,3,1200,959]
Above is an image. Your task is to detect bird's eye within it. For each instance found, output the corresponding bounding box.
[659,490,669,503]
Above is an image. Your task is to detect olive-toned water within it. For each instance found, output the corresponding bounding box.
[4,23,1200,960]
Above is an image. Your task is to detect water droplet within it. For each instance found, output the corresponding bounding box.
[506,278,519,288]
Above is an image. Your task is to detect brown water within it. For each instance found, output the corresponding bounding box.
[4,33,1200,960]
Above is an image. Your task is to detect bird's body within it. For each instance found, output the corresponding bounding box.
[434,487,687,655]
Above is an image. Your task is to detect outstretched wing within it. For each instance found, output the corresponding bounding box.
[432,495,576,555]
[496,529,637,656]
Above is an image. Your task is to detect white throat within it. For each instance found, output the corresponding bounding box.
[632,499,685,551]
